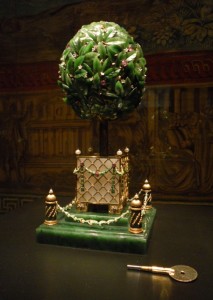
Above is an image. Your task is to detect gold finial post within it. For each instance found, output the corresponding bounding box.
[129,193,143,234]
[44,189,58,226]
[142,179,152,210]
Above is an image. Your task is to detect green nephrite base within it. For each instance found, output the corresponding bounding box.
[36,206,156,254]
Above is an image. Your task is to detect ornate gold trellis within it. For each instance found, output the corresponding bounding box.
[74,148,129,214]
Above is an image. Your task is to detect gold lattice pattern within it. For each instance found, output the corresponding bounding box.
[75,155,129,213]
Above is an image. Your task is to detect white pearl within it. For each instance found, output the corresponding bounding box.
[117,149,122,155]
[75,149,81,155]
[124,147,129,153]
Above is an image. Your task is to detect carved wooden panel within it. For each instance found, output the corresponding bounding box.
[1,51,212,93]
[109,86,213,200]
[0,0,212,64]
[146,51,213,86]
[0,91,92,194]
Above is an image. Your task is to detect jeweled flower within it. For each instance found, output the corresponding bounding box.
[101,80,106,86]
[121,60,128,67]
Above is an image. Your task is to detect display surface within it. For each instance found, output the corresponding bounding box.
[1,201,213,300]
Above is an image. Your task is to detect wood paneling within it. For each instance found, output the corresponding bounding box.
[0,91,92,195]
[108,86,213,200]
[0,51,212,92]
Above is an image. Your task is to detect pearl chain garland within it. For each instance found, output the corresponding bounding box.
[73,163,127,176]
[57,199,130,226]
[56,189,151,226]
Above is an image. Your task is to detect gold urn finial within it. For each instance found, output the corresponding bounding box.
[46,189,57,202]
[131,193,142,208]
[142,179,151,192]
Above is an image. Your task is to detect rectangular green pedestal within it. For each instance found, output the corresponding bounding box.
[36,207,156,254]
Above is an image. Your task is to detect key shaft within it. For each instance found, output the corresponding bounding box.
[127,265,174,275]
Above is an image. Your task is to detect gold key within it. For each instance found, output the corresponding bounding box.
[127,264,198,283]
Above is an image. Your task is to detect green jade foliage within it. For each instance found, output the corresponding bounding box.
[58,21,147,120]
